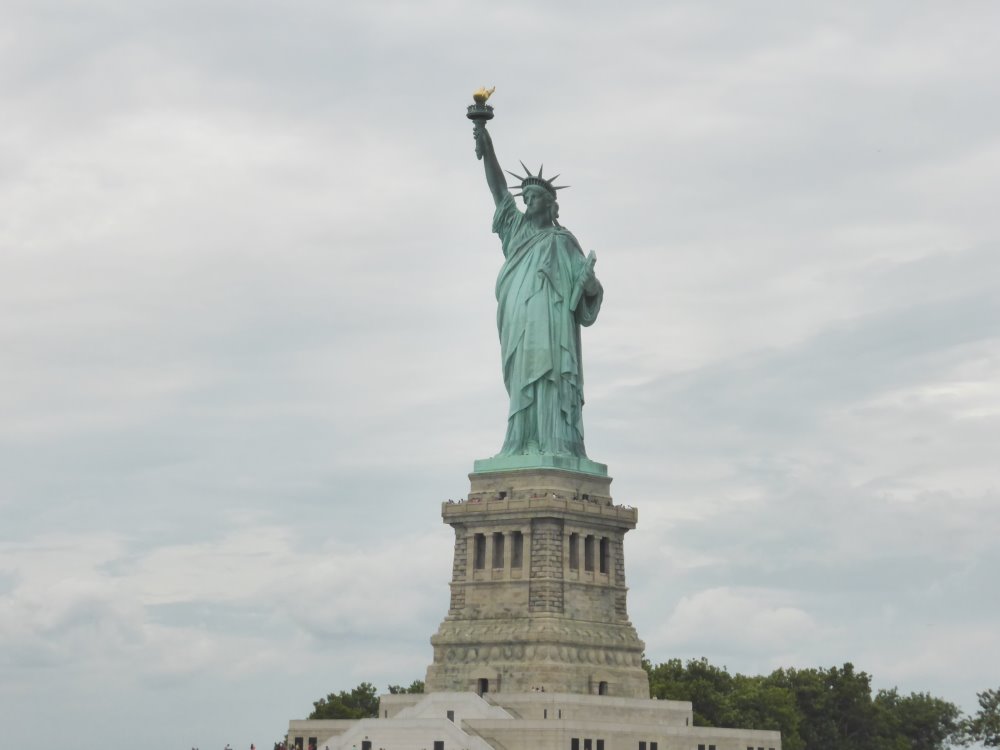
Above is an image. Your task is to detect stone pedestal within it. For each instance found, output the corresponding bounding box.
[425,467,649,698]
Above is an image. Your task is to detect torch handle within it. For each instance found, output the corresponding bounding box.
[473,122,485,160]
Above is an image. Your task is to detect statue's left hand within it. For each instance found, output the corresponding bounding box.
[582,251,600,295]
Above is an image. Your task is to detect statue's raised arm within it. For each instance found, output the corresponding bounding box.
[467,87,508,207]
[475,123,509,207]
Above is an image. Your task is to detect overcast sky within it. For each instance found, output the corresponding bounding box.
[2,1,999,749]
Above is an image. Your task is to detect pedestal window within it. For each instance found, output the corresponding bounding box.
[474,534,486,569]
[512,531,524,568]
[493,532,505,568]
[569,533,579,569]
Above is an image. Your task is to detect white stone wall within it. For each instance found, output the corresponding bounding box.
[288,692,782,750]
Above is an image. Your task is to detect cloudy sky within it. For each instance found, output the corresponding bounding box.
[2,1,999,748]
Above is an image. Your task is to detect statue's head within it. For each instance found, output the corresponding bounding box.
[507,162,568,227]
[523,185,559,226]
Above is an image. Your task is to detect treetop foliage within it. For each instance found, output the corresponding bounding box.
[387,680,425,695]
[962,687,1000,747]
[307,680,425,720]
[644,657,964,750]
[308,682,379,720]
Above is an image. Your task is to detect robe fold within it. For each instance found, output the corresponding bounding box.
[491,193,603,457]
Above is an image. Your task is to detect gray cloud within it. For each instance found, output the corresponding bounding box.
[1,1,999,748]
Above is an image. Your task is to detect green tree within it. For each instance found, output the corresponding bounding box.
[646,657,734,726]
[645,658,962,750]
[644,658,802,749]
[308,682,379,720]
[765,663,880,750]
[388,680,425,694]
[726,673,803,750]
[874,688,962,750]
[963,688,1000,746]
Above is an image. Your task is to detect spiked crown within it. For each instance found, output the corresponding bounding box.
[506,162,569,199]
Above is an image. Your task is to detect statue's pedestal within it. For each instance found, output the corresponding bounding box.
[288,464,782,750]
[473,453,608,477]
[425,465,649,698]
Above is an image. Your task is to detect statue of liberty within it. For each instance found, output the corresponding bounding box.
[469,92,604,460]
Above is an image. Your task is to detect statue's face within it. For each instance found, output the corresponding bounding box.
[523,186,552,223]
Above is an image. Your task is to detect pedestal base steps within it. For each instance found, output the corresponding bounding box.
[287,691,782,750]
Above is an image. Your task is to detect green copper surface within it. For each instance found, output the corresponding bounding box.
[470,96,604,466]
[473,453,608,477]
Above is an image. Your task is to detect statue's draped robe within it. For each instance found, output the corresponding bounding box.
[492,193,603,457]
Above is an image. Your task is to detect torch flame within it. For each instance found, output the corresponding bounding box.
[473,86,495,104]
